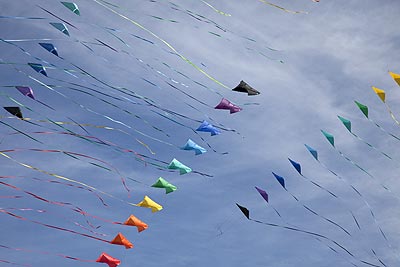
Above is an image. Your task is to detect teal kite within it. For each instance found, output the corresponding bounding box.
[321,130,334,147]
[50,22,70,36]
[338,116,351,132]
[61,2,80,15]
[151,177,177,194]
[167,158,192,175]
[28,63,47,76]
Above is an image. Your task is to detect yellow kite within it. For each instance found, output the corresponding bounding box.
[136,195,163,212]
[389,71,400,87]
[372,86,385,102]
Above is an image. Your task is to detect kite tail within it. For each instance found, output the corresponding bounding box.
[0,259,31,267]
[300,174,362,232]
[0,152,139,207]
[25,73,175,150]
[0,209,110,243]
[350,211,361,230]
[282,187,352,236]
[247,217,380,267]
[0,121,42,144]
[3,208,106,237]
[2,148,131,194]
[0,244,97,264]
[371,249,389,267]
[92,0,229,89]
[313,159,395,258]
[368,118,400,142]
[350,132,392,160]
[0,180,105,230]
[384,103,400,126]
[301,203,352,236]
[263,201,361,266]
[257,0,308,14]
[301,174,338,198]
[200,0,231,16]
[335,147,392,193]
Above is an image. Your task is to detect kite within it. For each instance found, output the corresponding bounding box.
[136,195,163,212]
[305,144,318,160]
[389,71,400,87]
[232,80,260,95]
[255,186,268,203]
[15,86,35,99]
[123,215,148,232]
[49,22,70,36]
[372,86,385,102]
[151,177,177,194]
[110,233,133,249]
[61,2,81,15]
[272,172,285,188]
[28,63,47,76]
[196,120,221,136]
[236,203,250,219]
[3,106,23,119]
[214,98,242,113]
[96,253,120,267]
[321,130,334,146]
[288,158,301,174]
[181,139,207,155]
[354,101,368,118]
[167,158,192,175]
[39,43,59,56]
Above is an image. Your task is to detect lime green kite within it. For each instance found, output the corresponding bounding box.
[151,177,177,194]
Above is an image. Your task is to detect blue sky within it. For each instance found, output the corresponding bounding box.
[1,0,400,266]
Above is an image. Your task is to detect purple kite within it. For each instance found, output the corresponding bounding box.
[15,86,35,100]
[255,186,269,203]
[214,98,242,114]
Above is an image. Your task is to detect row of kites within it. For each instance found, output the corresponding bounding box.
[237,72,400,267]
[0,1,270,266]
